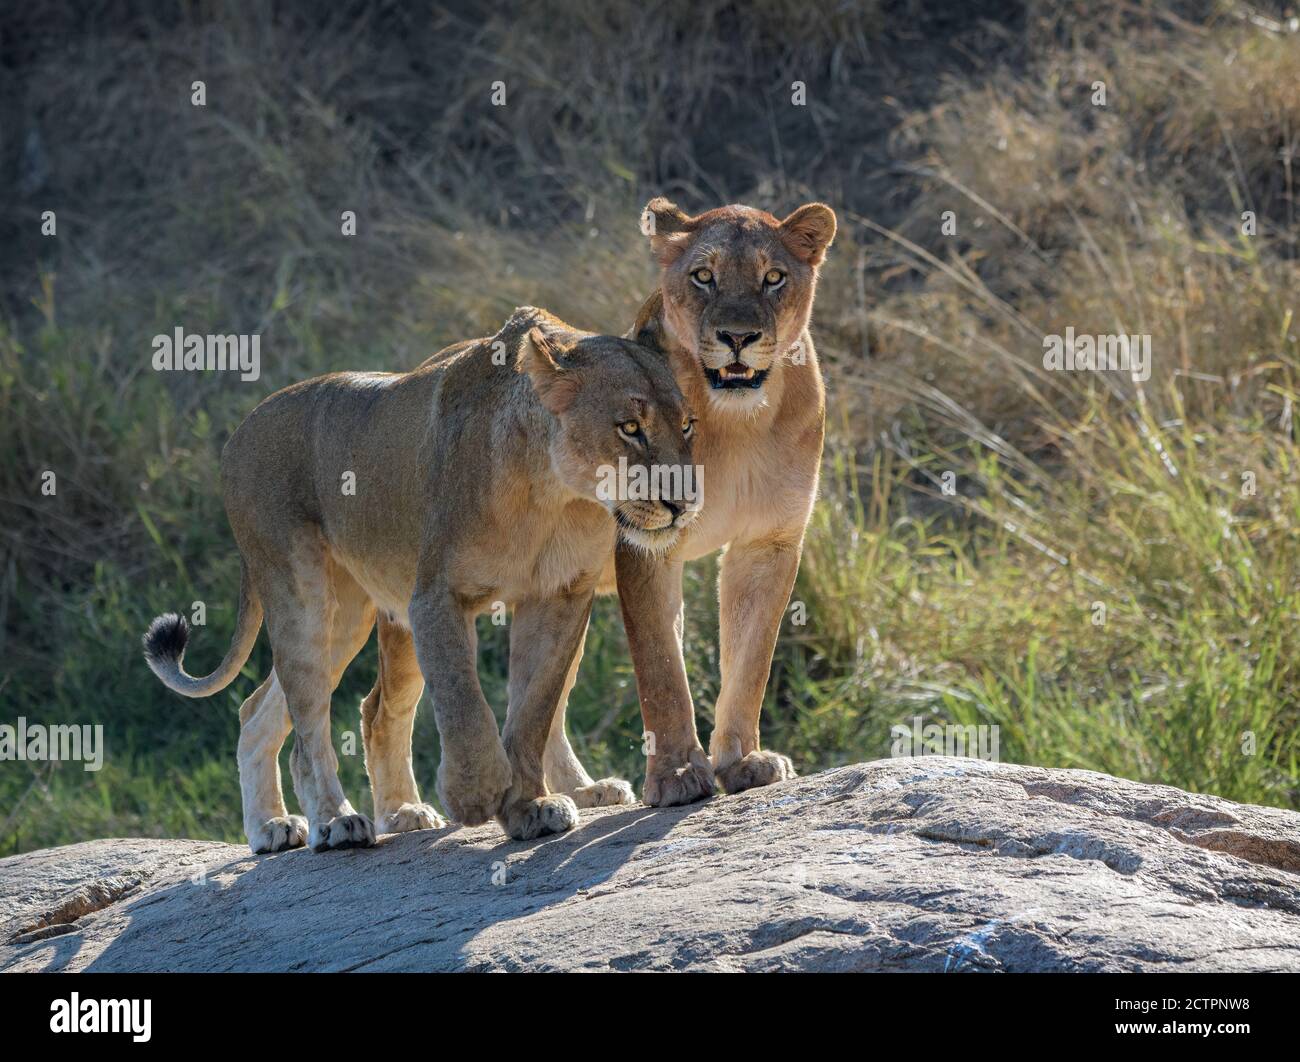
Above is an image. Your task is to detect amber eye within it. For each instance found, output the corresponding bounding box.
[764,269,786,290]
[690,267,714,288]
[682,419,694,438]
[618,420,641,438]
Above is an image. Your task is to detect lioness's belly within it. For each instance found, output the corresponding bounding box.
[335,523,620,620]
[332,545,420,624]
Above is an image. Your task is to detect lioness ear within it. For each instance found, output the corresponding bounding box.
[522,327,581,415]
[779,203,837,267]
[640,196,697,265]
[630,292,668,354]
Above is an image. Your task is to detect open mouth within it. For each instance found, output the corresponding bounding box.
[706,362,768,390]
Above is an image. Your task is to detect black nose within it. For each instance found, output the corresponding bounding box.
[716,330,761,354]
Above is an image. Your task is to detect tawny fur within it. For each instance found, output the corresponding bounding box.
[143,308,694,850]
[608,199,835,804]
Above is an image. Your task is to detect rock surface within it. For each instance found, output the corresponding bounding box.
[2,758,1299,972]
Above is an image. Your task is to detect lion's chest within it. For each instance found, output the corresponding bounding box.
[678,432,819,560]
[455,500,616,608]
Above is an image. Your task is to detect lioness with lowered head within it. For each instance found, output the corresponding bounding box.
[143,308,697,850]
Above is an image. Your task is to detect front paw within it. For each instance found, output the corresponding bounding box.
[714,749,797,794]
[499,794,579,841]
[571,777,636,808]
[247,814,308,855]
[643,747,715,807]
[437,748,513,826]
[310,812,377,852]
[376,802,447,835]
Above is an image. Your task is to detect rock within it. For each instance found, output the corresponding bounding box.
[1,758,1298,972]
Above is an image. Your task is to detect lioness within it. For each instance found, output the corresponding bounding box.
[562,198,836,805]
[142,308,696,850]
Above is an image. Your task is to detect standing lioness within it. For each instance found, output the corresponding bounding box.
[561,199,837,805]
[143,308,696,850]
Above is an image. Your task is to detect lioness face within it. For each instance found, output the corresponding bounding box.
[641,198,836,413]
[523,329,698,554]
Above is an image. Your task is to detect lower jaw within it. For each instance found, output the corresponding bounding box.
[705,367,769,391]
[617,523,679,553]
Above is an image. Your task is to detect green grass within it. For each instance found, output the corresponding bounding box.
[2,1,1298,853]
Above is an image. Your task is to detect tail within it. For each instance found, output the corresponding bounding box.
[142,563,263,698]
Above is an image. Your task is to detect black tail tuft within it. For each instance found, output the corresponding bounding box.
[142,612,189,666]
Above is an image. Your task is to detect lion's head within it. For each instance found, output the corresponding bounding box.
[639,198,836,412]
[521,327,699,553]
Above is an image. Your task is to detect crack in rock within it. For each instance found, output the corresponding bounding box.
[8,876,142,944]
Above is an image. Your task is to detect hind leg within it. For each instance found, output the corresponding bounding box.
[238,672,306,854]
[362,616,445,835]
[261,545,377,852]
[539,623,635,809]
[236,564,374,854]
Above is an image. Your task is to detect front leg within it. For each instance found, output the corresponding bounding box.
[540,619,636,809]
[711,535,801,793]
[409,583,513,826]
[498,591,594,840]
[615,543,713,806]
